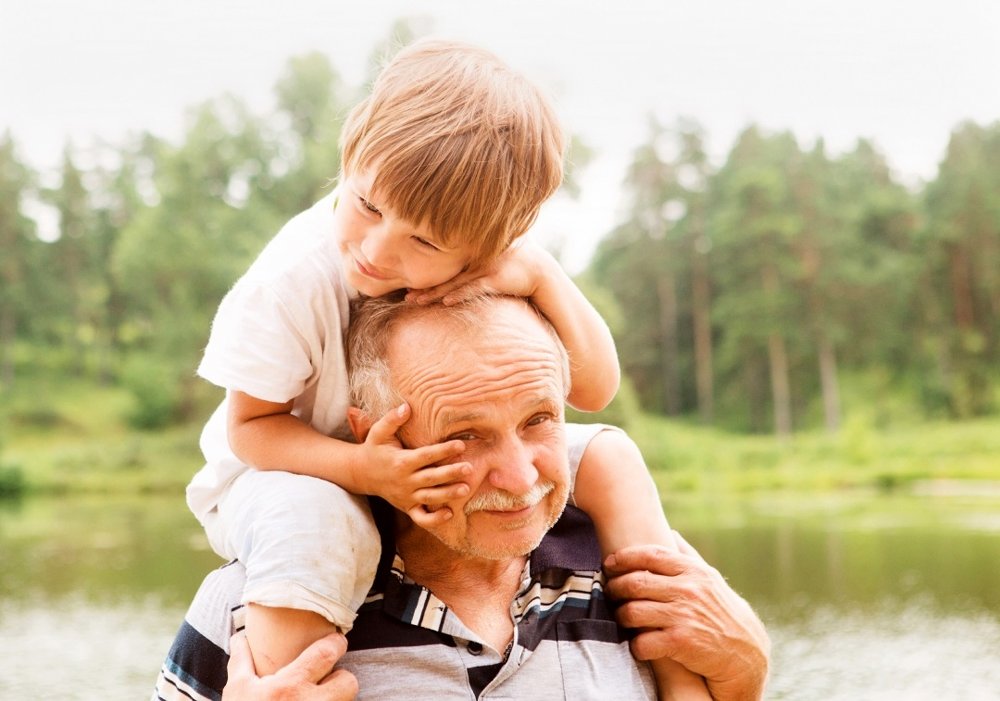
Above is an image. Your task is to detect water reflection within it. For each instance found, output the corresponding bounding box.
[670,493,1000,700]
[1,492,998,699]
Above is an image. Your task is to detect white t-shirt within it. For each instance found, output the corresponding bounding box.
[186,193,358,522]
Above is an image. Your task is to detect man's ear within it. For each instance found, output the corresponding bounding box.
[347,406,374,442]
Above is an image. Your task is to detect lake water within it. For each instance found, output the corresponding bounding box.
[1,490,999,700]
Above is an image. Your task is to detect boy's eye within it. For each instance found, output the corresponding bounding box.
[359,196,381,215]
[413,236,441,251]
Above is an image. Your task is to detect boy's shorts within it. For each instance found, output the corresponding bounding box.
[202,470,380,633]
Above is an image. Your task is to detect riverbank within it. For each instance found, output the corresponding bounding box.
[4,375,998,497]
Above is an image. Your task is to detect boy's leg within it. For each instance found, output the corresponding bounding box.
[572,426,712,701]
[245,605,341,675]
[210,470,381,675]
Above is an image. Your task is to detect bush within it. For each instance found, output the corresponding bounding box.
[121,355,184,430]
[0,464,24,498]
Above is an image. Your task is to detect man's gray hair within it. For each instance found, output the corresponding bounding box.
[347,292,572,418]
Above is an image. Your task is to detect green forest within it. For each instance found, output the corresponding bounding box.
[2,42,999,498]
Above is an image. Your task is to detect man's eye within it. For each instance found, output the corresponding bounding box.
[449,432,476,441]
[526,414,551,427]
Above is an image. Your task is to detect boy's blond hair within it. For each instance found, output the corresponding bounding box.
[340,38,565,267]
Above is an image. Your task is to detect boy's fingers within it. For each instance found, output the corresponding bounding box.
[671,530,706,562]
[407,504,454,527]
[367,404,410,443]
[410,440,466,466]
[412,481,471,505]
[411,461,472,487]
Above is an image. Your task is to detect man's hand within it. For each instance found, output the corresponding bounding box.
[355,402,472,526]
[604,535,770,701]
[223,631,358,700]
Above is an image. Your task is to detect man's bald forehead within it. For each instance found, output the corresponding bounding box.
[347,293,571,417]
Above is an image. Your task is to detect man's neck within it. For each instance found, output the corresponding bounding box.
[394,515,526,653]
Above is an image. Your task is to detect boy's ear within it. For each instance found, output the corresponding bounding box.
[347,406,374,442]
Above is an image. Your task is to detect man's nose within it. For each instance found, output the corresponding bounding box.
[485,437,539,495]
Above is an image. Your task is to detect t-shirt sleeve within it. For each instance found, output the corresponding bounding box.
[563,422,623,506]
[197,279,319,404]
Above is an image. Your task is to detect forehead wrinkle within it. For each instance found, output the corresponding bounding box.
[398,355,564,440]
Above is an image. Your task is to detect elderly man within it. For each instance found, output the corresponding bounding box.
[154,294,768,700]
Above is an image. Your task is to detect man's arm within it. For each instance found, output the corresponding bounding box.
[604,539,770,701]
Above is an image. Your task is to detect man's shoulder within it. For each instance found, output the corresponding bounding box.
[155,561,245,701]
[186,560,247,646]
[530,505,602,576]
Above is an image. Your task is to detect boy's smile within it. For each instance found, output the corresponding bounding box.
[334,172,474,297]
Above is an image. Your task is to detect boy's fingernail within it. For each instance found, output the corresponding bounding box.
[604,554,617,568]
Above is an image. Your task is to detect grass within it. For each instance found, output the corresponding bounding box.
[630,412,1000,496]
[3,374,999,497]
[3,373,210,496]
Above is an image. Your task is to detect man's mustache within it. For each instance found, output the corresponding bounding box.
[464,480,555,514]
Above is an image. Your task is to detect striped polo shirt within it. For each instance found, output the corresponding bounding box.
[153,500,655,700]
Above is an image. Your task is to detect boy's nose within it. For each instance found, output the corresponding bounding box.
[360,227,397,269]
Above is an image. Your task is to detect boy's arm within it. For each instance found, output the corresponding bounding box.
[574,429,712,700]
[227,390,471,525]
[527,245,621,411]
[407,240,620,411]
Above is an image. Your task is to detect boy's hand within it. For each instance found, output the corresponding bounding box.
[356,403,471,527]
[405,239,551,306]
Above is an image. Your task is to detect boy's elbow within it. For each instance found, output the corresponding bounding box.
[568,373,621,412]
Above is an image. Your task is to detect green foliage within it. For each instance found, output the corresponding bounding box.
[0,464,25,498]
[121,354,185,430]
[565,374,642,432]
[590,115,998,434]
[2,29,999,460]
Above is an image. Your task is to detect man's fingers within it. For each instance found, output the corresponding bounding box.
[226,631,256,679]
[320,668,360,698]
[278,633,348,684]
[605,569,682,608]
[603,543,689,577]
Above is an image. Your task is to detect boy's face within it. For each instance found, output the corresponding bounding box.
[334,171,476,297]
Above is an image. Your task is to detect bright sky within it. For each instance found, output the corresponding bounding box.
[3,0,999,270]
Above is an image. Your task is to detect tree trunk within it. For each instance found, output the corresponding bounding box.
[0,304,14,389]
[691,243,714,423]
[762,263,792,437]
[817,332,841,433]
[656,271,682,415]
[948,243,975,330]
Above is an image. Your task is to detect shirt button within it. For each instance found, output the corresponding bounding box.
[467,642,483,656]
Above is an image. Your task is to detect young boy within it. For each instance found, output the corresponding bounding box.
[187,38,709,698]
